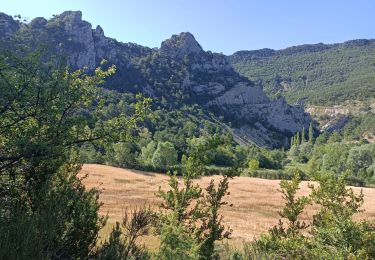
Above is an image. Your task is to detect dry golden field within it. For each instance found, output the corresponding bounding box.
[81,164,375,247]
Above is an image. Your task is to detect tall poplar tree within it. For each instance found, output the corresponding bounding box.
[301,127,306,143]
[309,122,314,144]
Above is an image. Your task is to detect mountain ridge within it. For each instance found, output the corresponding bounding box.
[230,39,375,59]
[0,10,312,147]
[229,38,375,105]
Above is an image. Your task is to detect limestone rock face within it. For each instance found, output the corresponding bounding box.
[92,25,120,63]
[322,115,349,133]
[207,91,311,147]
[206,81,311,138]
[208,82,269,106]
[262,98,310,135]
[54,11,96,69]
[191,83,226,95]
[0,13,19,37]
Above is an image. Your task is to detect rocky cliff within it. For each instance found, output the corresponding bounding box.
[0,13,19,37]
[0,11,311,147]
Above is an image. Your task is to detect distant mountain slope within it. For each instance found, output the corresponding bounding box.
[0,11,312,148]
[229,40,375,105]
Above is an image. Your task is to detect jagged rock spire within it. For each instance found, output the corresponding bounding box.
[160,32,203,58]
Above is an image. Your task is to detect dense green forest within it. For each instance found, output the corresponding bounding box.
[229,40,375,105]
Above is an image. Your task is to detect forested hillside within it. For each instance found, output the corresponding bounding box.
[229,40,375,105]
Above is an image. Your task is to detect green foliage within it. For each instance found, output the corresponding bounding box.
[308,122,314,144]
[152,141,178,170]
[198,177,232,259]
[155,153,231,259]
[275,172,310,237]
[301,127,306,143]
[342,112,375,141]
[183,153,206,178]
[299,142,313,162]
[243,168,306,181]
[346,144,375,179]
[253,171,375,259]
[321,143,350,173]
[0,53,112,194]
[155,169,202,259]
[157,216,200,260]
[79,103,242,174]
[254,171,310,258]
[246,145,286,170]
[289,129,315,163]
[300,113,375,186]
[308,173,375,258]
[0,163,105,259]
[248,159,260,171]
[79,143,104,163]
[110,142,138,168]
[230,40,375,105]
[315,132,329,145]
[290,129,312,155]
[138,141,157,167]
[266,149,286,169]
[0,53,150,259]
[96,207,153,260]
[305,136,375,186]
[288,144,300,160]
[295,132,300,146]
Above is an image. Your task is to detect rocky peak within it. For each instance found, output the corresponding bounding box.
[52,10,92,38]
[57,10,84,26]
[160,32,203,58]
[29,17,47,29]
[94,25,104,38]
[52,10,96,69]
[0,12,19,37]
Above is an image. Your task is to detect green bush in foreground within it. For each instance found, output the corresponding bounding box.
[96,207,153,260]
[155,154,231,260]
[252,172,375,259]
[0,163,105,259]
[0,53,150,259]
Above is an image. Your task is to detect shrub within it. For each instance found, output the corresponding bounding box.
[155,155,231,259]
[253,171,375,259]
[96,207,153,260]
[0,163,105,259]
[248,159,260,171]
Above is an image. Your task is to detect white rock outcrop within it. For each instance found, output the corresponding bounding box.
[57,11,96,69]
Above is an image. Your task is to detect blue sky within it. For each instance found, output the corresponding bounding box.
[2,0,374,54]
